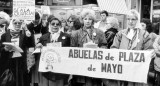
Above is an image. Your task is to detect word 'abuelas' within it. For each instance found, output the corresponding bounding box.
[68,49,103,60]
[119,52,145,62]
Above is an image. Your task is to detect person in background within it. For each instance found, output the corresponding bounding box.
[60,19,68,33]
[0,11,11,80]
[36,15,70,86]
[27,11,48,35]
[29,11,49,86]
[0,11,10,50]
[141,18,157,44]
[70,8,107,86]
[153,34,160,86]
[67,15,81,35]
[104,16,119,48]
[94,10,109,32]
[141,19,157,85]
[110,9,152,86]
[0,18,34,86]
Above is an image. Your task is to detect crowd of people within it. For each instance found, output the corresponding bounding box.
[0,8,160,86]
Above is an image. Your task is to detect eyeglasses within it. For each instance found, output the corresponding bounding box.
[14,22,22,25]
[68,21,74,23]
[127,18,137,21]
[51,22,60,26]
[0,24,5,28]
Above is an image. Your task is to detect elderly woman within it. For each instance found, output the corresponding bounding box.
[0,11,10,37]
[36,15,70,86]
[70,9,107,86]
[0,18,34,86]
[0,11,10,52]
[104,17,119,48]
[109,9,152,86]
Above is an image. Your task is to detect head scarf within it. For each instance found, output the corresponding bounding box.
[127,9,142,29]
[8,18,23,38]
[0,11,10,25]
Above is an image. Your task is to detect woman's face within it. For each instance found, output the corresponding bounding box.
[61,22,66,27]
[101,13,107,21]
[141,22,146,30]
[83,15,93,28]
[68,18,74,27]
[127,14,138,29]
[13,19,22,31]
[50,20,60,33]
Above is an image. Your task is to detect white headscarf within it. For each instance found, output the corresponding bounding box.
[127,9,142,29]
[126,9,142,40]
[8,18,23,31]
[0,11,10,24]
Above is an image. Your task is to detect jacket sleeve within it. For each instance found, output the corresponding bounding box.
[70,31,78,47]
[142,31,152,50]
[110,31,122,49]
[98,30,107,48]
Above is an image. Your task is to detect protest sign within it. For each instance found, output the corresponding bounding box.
[13,0,35,20]
[39,47,153,83]
[41,6,50,15]
[34,34,42,45]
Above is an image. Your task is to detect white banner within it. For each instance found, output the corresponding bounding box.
[39,47,153,83]
[13,0,35,20]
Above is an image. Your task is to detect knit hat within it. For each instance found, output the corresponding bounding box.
[47,15,55,23]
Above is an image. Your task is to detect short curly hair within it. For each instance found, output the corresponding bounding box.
[107,17,119,29]
[141,18,152,33]
[68,15,81,30]
[80,9,96,25]
[100,10,108,16]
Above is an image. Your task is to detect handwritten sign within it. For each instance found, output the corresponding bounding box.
[41,6,50,15]
[39,47,153,83]
[13,0,35,20]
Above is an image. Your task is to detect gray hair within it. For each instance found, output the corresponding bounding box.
[80,9,96,22]
[107,17,119,29]
[127,9,140,21]
[127,9,141,29]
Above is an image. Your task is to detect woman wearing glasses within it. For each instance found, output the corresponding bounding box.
[0,18,34,86]
[66,15,81,35]
[108,9,152,86]
[70,9,107,86]
[36,15,70,86]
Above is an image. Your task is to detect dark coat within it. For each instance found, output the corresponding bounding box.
[38,32,70,85]
[39,32,70,47]
[104,28,118,48]
[0,30,34,86]
[27,22,48,35]
[27,22,48,47]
